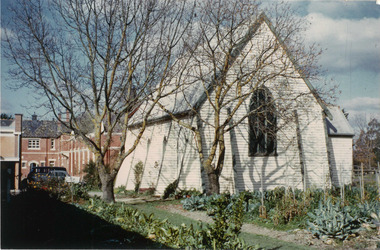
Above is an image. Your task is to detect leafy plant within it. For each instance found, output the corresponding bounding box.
[134,161,144,193]
[181,195,209,211]
[82,160,101,190]
[370,210,380,235]
[206,193,247,249]
[307,198,362,240]
[269,188,310,225]
[175,188,202,199]
[79,197,255,249]
[64,183,90,202]
[162,179,179,199]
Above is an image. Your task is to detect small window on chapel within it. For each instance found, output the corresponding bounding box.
[248,88,277,156]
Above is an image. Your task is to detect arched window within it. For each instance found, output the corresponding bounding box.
[248,88,276,156]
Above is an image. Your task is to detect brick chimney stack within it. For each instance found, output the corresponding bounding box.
[66,110,70,122]
[15,114,23,133]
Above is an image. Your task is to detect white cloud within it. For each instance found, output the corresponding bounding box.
[304,13,380,74]
[341,96,380,118]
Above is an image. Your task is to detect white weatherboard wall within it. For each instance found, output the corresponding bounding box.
[115,119,204,196]
[328,137,353,186]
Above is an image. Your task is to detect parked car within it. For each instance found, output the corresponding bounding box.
[27,167,79,188]
[48,169,81,184]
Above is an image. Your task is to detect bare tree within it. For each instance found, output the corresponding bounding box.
[354,117,380,170]
[154,0,324,194]
[2,0,193,202]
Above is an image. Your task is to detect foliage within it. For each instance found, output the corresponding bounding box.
[64,183,90,202]
[162,179,179,199]
[205,193,247,249]
[133,161,144,193]
[354,118,380,169]
[28,174,68,198]
[0,113,13,119]
[114,185,127,194]
[370,210,380,235]
[181,184,380,241]
[79,197,255,249]
[181,195,210,211]
[269,189,311,225]
[307,198,362,240]
[82,160,101,190]
[174,188,202,199]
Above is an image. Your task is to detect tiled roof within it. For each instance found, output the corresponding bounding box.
[1,119,14,128]
[22,120,70,138]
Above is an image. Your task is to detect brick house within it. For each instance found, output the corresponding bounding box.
[21,114,121,180]
[1,114,23,199]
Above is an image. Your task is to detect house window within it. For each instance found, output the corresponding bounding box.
[28,139,40,149]
[51,139,55,149]
[248,88,276,156]
[40,162,45,167]
[22,162,27,169]
[49,161,55,167]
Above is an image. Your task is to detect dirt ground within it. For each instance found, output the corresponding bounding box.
[157,203,380,249]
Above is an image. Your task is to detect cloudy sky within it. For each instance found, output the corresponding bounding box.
[1,0,379,130]
[290,0,380,128]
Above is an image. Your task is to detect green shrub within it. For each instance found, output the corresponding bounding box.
[133,161,144,193]
[64,183,90,202]
[82,160,101,190]
[181,195,209,211]
[269,188,311,225]
[79,197,255,249]
[307,198,362,240]
[162,179,179,199]
[175,188,202,199]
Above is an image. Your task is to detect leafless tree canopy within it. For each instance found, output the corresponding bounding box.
[3,0,194,202]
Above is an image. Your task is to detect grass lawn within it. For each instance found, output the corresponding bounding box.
[129,199,309,250]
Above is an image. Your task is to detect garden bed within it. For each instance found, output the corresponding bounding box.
[124,197,378,249]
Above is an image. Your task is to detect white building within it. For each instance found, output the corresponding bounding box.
[115,14,354,195]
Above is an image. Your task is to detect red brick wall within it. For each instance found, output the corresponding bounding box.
[21,133,121,180]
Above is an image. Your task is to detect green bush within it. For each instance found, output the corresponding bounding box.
[163,179,179,199]
[79,197,255,249]
[133,161,144,193]
[175,188,202,199]
[206,193,246,249]
[82,160,101,190]
[64,183,90,202]
[307,198,362,240]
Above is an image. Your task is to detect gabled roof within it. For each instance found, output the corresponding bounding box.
[325,106,355,137]
[23,120,70,138]
[132,13,332,126]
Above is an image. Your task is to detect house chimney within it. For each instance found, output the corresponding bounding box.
[15,114,23,133]
[32,113,37,121]
[57,113,62,131]
[66,110,70,122]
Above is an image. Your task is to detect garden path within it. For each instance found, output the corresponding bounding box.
[158,203,330,249]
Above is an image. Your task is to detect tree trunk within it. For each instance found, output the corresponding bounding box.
[101,177,115,203]
[96,155,115,203]
[207,171,220,195]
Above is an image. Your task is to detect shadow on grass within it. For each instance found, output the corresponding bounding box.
[1,190,166,249]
